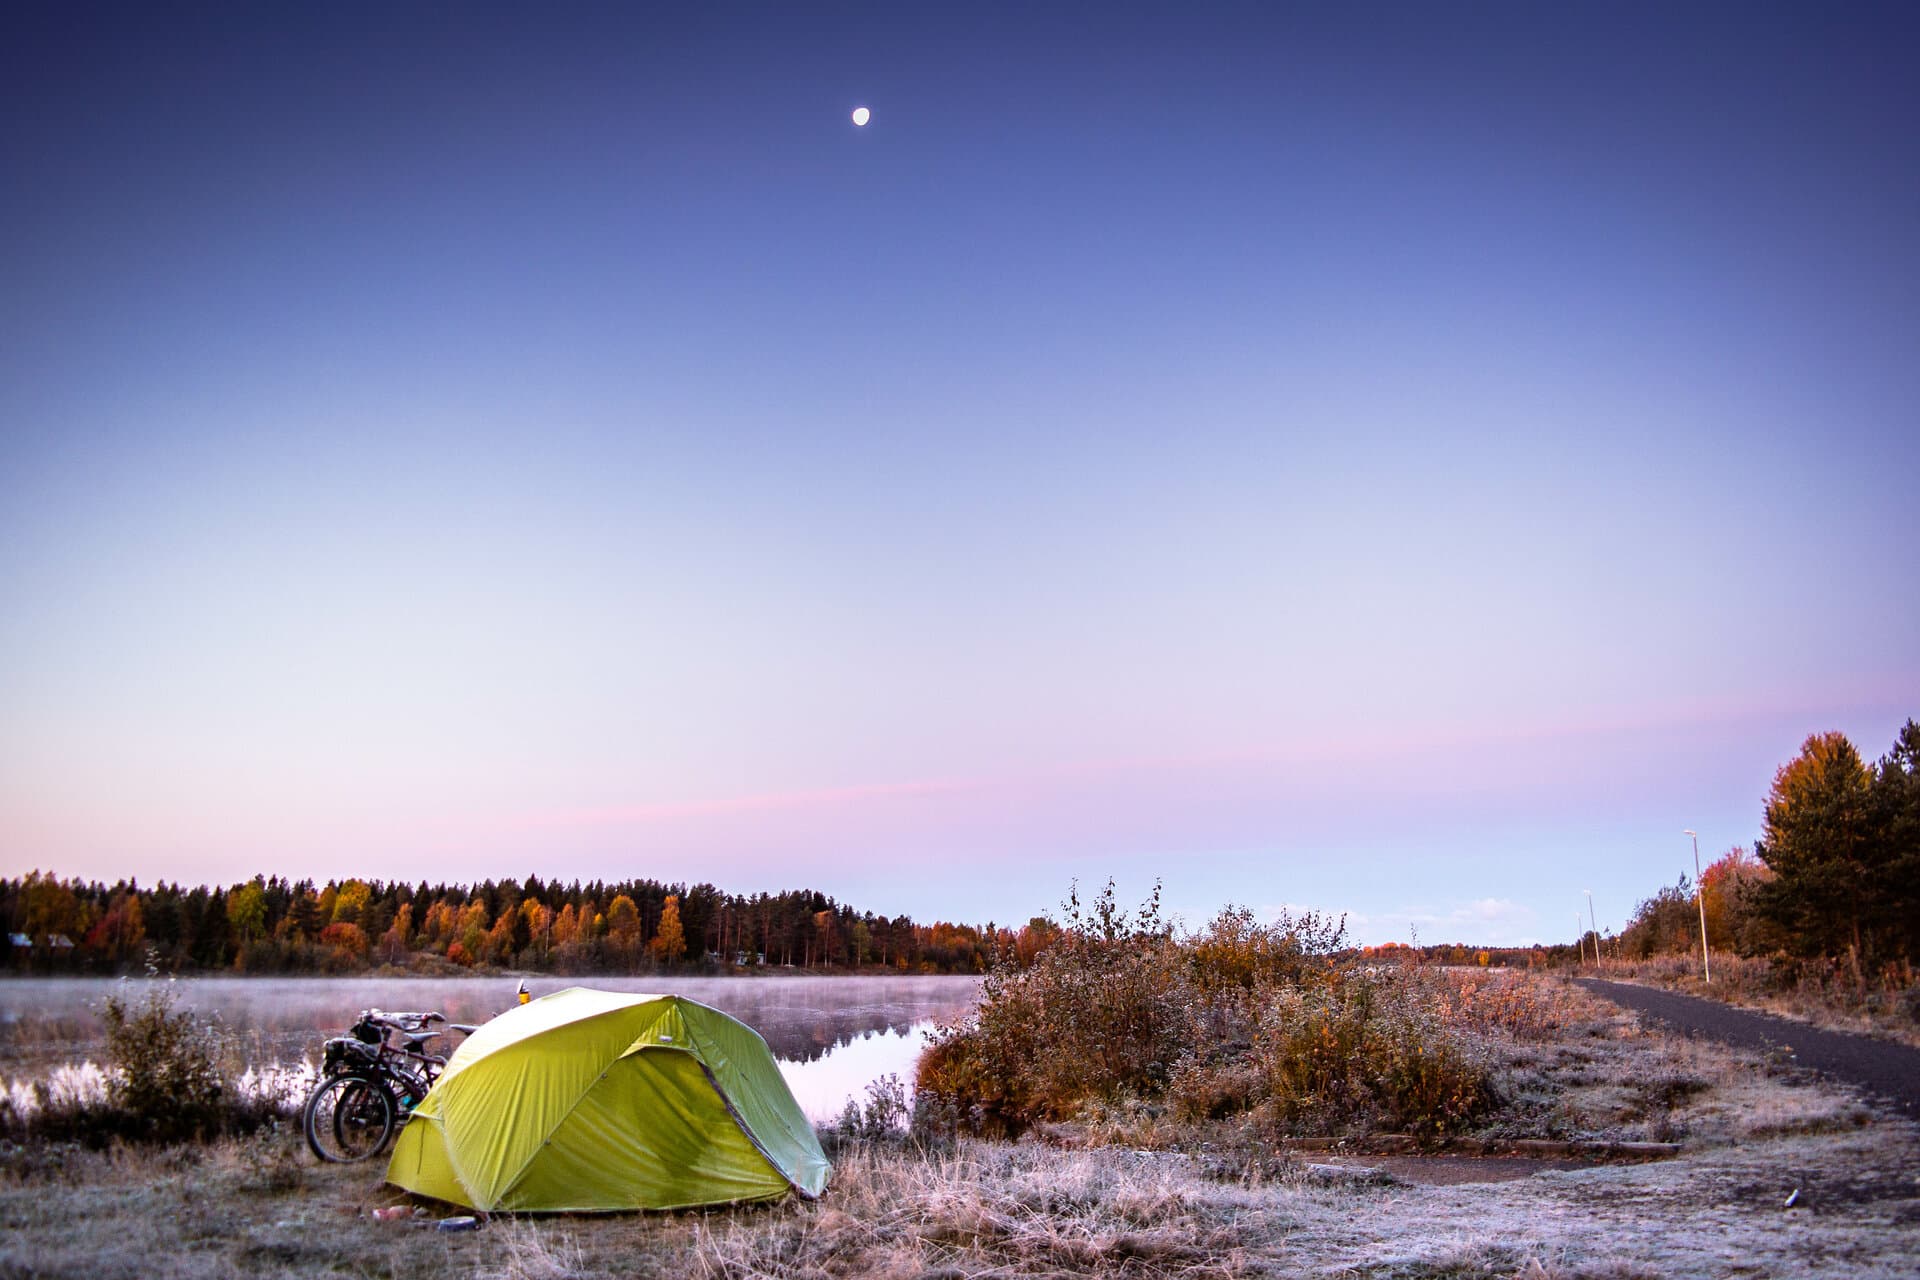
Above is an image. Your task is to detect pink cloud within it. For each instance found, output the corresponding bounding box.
[353,677,1917,893]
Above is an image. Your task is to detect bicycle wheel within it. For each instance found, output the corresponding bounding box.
[304,1073,395,1162]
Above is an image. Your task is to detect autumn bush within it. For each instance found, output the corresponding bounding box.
[1431,962,1589,1040]
[1163,1055,1267,1122]
[1186,903,1347,1044]
[919,882,1192,1133]
[1251,969,1491,1135]
[100,977,230,1141]
[923,884,1500,1139]
[916,884,1552,1140]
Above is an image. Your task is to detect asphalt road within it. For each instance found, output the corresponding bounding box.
[1576,978,1920,1120]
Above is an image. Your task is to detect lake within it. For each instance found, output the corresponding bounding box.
[0,974,982,1122]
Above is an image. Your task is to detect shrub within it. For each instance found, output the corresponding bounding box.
[100,977,228,1142]
[1189,904,1347,997]
[827,1073,911,1148]
[1164,1057,1266,1122]
[914,1029,1017,1133]
[1187,905,1346,1042]
[920,882,1500,1142]
[1438,967,1584,1040]
[919,881,1192,1132]
[1252,971,1491,1135]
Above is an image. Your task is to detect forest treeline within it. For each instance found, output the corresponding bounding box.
[1617,719,1919,984]
[5,864,1578,980]
[2,872,1011,976]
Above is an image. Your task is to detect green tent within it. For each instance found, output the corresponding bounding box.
[386,987,831,1212]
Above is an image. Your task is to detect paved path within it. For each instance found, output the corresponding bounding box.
[1576,978,1920,1120]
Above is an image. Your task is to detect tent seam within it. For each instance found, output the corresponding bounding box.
[689,1056,816,1199]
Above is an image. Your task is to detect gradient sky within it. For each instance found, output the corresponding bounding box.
[3,3,1916,946]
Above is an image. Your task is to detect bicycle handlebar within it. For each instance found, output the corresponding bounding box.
[364,1009,446,1033]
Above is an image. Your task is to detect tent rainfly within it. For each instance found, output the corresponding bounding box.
[385,987,831,1212]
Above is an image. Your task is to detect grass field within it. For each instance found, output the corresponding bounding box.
[4,973,1916,1279]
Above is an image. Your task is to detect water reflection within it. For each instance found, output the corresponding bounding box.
[780,1022,935,1123]
[0,975,979,1118]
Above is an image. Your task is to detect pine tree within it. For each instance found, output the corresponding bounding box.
[1755,732,1876,981]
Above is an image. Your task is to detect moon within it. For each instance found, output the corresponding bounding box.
[851,106,870,127]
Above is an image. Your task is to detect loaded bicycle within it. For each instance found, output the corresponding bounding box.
[303,1008,476,1162]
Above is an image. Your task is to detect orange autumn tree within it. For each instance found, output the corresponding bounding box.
[606,894,642,960]
[651,894,687,963]
[1697,845,1775,954]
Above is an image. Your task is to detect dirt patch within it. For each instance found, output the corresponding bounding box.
[1309,1154,1598,1185]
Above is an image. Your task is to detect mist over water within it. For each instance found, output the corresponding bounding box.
[0,975,981,1121]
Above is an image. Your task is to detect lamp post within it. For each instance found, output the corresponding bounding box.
[1576,912,1587,966]
[1585,890,1599,967]
[1686,829,1711,983]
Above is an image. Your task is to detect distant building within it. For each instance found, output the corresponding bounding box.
[7,932,76,959]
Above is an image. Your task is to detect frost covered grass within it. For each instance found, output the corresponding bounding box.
[4,1106,1914,1279]
[3,934,1912,1277]
[6,960,1914,1279]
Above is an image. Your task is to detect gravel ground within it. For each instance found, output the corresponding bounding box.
[1577,979,1920,1120]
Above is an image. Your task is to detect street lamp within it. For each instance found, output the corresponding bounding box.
[1585,890,1599,967]
[1576,912,1587,965]
[1686,830,1711,983]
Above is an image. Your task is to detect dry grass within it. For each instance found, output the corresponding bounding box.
[3,972,1917,1279]
[692,1142,1261,1278]
[1473,976,1882,1149]
[693,1118,1920,1279]
[3,1107,1915,1279]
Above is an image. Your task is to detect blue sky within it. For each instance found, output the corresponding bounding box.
[2,2,1916,944]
